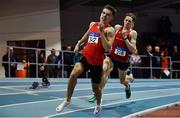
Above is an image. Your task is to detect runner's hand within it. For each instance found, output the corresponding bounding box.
[74,44,79,52]
[98,22,104,32]
[122,31,128,40]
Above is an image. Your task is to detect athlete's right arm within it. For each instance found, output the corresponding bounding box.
[100,27,115,50]
[74,22,95,52]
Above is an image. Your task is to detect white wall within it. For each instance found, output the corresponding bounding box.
[0,10,61,77]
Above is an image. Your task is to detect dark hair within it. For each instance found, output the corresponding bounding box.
[103,5,117,17]
[125,12,136,22]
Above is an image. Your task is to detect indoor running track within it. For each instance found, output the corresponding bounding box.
[0,78,180,117]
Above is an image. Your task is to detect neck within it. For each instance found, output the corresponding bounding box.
[123,26,131,31]
[100,21,109,26]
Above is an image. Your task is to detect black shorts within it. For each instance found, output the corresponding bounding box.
[109,56,129,71]
[78,56,102,84]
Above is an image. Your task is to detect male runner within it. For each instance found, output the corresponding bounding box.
[89,19,136,102]
[56,5,117,115]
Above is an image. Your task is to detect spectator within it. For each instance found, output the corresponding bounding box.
[142,45,153,78]
[47,48,57,78]
[63,45,73,78]
[55,51,62,77]
[2,47,18,77]
[22,55,29,77]
[161,48,170,79]
[171,45,180,79]
[153,46,161,79]
[38,50,47,78]
[29,52,36,77]
[130,50,141,78]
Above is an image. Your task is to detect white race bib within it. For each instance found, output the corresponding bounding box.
[17,63,24,70]
[114,46,126,56]
[88,33,99,44]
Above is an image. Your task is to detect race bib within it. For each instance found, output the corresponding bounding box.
[88,32,99,44]
[114,46,126,56]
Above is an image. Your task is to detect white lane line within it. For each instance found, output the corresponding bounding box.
[43,93,180,118]
[122,102,180,118]
[0,86,39,96]
[0,84,68,88]
[49,96,60,99]
[0,82,94,88]
[1,79,180,87]
[1,82,180,96]
[0,81,180,87]
[1,87,180,108]
[0,98,63,108]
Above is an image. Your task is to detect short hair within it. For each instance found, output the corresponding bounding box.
[125,12,136,22]
[103,5,117,17]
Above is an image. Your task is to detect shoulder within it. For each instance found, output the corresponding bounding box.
[114,24,122,32]
[129,30,137,39]
[130,30,137,35]
[89,22,96,28]
[105,26,115,34]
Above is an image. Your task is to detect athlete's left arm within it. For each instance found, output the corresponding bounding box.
[100,27,115,50]
[124,30,137,54]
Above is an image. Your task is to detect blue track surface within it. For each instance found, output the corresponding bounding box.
[0,78,180,117]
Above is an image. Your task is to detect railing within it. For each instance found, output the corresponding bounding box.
[129,55,174,79]
[0,45,180,79]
